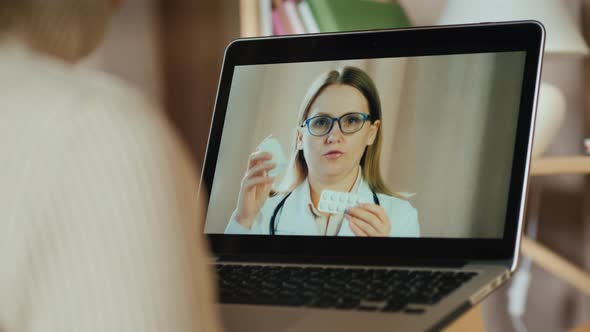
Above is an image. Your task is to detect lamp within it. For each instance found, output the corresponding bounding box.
[438,0,589,158]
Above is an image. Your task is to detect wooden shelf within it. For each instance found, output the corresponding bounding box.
[530,156,590,176]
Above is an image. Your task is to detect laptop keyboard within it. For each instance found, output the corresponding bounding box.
[215,264,478,312]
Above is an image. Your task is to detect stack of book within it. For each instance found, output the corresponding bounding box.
[249,0,411,36]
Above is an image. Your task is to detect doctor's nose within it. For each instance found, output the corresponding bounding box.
[326,123,344,144]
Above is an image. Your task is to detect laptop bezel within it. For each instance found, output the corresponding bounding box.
[200,21,544,263]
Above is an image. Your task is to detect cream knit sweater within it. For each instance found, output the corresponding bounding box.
[0,41,220,332]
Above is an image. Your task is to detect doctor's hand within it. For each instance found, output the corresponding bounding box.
[345,204,391,237]
[235,150,276,229]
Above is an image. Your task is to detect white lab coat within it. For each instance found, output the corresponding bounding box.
[225,176,420,237]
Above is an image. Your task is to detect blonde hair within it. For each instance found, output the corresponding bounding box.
[275,66,395,197]
[0,0,111,62]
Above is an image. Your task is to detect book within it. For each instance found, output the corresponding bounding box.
[272,0,295,35]
[259,0,273,36]
[283,0,306,34]
[272,9,287,35]
[239,0,260,37]
[297,0,320,33]
[306,0,411,33]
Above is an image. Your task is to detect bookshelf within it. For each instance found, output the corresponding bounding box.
[239,0,409,37]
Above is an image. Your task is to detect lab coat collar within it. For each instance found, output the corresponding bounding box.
[356,173,374,203]
[276,178,317,235]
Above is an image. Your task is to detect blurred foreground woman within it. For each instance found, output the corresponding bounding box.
[0,1,220,331]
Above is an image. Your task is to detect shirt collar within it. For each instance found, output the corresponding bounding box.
[304,165,364,211]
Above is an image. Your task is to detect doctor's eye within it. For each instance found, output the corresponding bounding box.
[310,116,331,129]
[343,114,362,125]
[340,113,370,133]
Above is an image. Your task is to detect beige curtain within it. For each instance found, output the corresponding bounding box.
[389,52,525,238]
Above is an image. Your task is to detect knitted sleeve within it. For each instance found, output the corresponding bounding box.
[2,89,221,332]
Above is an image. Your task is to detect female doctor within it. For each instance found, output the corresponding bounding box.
[225,66,419,237]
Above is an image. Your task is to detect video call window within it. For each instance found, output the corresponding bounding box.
[205,52,526,239]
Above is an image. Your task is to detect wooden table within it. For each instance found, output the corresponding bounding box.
[444,305,485,331]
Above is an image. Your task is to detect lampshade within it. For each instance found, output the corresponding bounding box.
[438,0,589,56]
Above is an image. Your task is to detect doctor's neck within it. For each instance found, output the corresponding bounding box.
[308,166,360,208]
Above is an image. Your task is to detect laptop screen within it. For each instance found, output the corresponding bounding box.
[204,51,526,239]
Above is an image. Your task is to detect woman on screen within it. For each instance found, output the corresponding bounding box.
[225,66,419,237]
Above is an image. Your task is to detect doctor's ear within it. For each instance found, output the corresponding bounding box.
[296,127,304,150]
[367,120,381,146]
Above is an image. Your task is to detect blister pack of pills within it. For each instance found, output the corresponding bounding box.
[318,190,365,214]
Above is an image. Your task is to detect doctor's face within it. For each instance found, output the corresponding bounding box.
[297,84,380,180]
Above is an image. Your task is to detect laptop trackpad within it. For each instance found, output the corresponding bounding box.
[221,305,307,332]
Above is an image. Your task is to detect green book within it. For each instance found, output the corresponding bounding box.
[306,0,411,33]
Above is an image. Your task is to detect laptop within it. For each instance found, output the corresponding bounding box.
[200,21,544,332]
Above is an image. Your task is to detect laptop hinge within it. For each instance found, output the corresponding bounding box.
[214,255,468,268]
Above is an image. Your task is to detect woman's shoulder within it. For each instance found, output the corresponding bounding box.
[377,193,420,237]
[377,193,414,208]
[73,67,146,105]
[10,50,163,132]
[2,47,149,116]
[72,67,161,121]
[63,68,180,154]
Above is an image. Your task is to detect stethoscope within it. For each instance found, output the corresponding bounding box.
[269,190,380,235]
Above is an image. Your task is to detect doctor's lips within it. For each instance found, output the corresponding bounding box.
[324,149,344,160]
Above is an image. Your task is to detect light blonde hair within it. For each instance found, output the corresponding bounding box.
[275,66,396,197]
[0,0,111,62]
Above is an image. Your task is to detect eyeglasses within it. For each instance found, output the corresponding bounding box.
[300,112,372,137]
